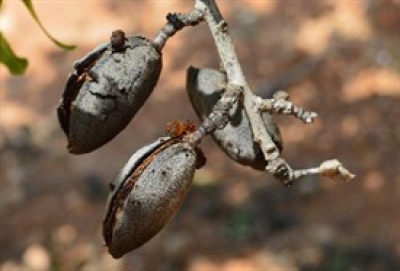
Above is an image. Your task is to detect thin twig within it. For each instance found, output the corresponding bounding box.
[153,9,204,51]
[255,90,318,124]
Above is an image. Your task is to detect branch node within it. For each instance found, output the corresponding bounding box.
[166,13,185,30]
[216,20,229,33]
[273,90,289,101]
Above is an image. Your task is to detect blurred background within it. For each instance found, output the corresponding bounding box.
[0,0,399,270]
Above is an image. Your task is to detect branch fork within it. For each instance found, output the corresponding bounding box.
[156,0,355,185]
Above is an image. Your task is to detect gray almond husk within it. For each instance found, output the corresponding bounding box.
[58,36,162,154]
[103,141,197,258]
[186,67,282,170]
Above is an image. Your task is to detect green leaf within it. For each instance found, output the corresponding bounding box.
[20,0,75,50]
[0,32,28,75]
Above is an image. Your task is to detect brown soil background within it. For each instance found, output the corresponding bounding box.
[0,1,399,270]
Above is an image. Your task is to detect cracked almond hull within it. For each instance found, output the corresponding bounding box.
[104,142,197,258]
[59,36,162,154]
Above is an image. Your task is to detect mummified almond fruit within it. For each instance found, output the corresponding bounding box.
[103,122,202,258]
[187,67,283,170]
[57,30,162,154]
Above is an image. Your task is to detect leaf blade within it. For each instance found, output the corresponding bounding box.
[0,32,28,75]
[20,0,75,50]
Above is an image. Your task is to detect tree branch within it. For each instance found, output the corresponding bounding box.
[194,0,355,185]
